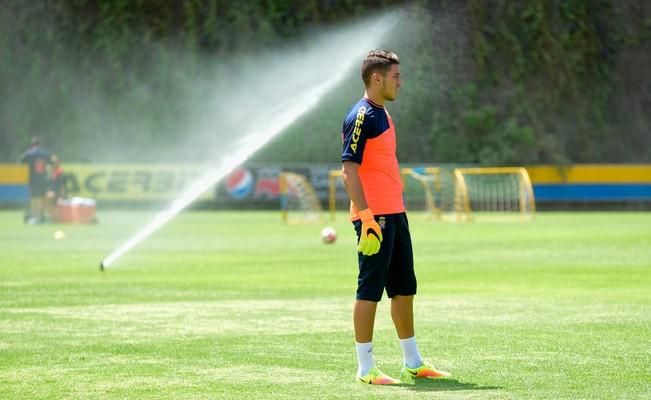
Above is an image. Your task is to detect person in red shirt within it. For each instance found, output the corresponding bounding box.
[46,155,67,221]
[341,50,450,385]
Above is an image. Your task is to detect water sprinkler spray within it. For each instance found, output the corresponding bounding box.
[99,12,398,270]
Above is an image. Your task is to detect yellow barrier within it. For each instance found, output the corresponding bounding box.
[526,164,651,184]
[0,164,29,184]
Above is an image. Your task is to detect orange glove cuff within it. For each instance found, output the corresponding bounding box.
[359,208,374,223]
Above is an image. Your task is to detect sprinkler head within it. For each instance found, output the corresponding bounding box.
[99,261,105,272]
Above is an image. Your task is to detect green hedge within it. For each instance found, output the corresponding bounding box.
[1,0,649,164]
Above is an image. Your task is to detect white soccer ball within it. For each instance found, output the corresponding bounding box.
[320,226,337,244]
[53,230,66,240]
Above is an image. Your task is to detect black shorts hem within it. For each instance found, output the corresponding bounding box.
[355,293,383,302]
[386,290,417,299]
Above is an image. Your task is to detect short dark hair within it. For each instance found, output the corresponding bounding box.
[31,137,40,147]
[361,50,400,87]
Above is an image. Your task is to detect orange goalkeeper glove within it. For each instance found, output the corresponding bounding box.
[358,208,383,256]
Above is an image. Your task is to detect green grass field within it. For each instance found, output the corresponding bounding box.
[1,210,649,399]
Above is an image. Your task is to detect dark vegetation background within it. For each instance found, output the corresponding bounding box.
[1,0,649,165]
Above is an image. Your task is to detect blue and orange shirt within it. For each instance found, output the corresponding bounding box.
[341,97,404,220]
[20,147,52,183]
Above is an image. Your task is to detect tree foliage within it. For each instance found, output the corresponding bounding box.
[423,0,649,165]
[1,0,649,164]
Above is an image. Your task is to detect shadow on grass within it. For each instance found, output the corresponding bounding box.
[403,378,501,392]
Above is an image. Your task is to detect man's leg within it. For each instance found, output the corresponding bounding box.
[392,294,450,380]
[388,214,450,380]
[390,294,414,339]
[29,197,44,223]
[387,215,417,341]
[46,191,56,221]
[353,299,377,379]
[34,197,44,221]
[30,198,37,219]
[391,294,423,369]
[352,218,399,384]
[354,299,378,343]
[353,299,400,384]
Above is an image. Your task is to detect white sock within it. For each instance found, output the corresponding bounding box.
[399,336,423,368]
[355,342,375,376]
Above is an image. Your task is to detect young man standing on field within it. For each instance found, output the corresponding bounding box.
[340,50,450,385]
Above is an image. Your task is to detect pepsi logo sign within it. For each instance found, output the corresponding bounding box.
[226,168,254,199]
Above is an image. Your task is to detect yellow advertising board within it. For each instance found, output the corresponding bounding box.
[526,164,651,183]
[63,164,215,201]
[0,164,28,184]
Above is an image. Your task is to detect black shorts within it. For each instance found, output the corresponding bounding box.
[353,212,417,302]
[29,178,48,198]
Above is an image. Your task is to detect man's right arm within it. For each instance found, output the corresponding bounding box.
[342,160,383,255]
[341,161,368,212]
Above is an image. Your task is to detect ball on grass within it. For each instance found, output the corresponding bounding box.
[53,230,66,240]
[320,226,337,244]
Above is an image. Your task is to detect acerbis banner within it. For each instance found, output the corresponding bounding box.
[62,164,214,201]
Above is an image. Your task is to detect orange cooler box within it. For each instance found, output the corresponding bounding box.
[54,198,96,224]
